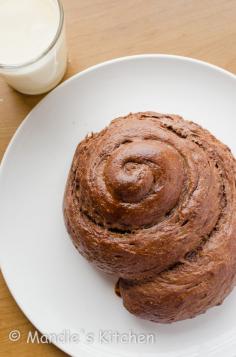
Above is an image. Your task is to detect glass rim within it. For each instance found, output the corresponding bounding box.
[0,0,64,70]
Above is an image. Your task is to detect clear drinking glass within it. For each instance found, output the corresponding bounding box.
[0,0,67,95]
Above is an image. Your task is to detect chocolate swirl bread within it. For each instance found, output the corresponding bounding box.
[63,112,236,323]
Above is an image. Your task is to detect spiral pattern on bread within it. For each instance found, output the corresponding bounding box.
[64,112,236,323]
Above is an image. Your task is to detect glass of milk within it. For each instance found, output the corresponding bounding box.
[0,0,67,95]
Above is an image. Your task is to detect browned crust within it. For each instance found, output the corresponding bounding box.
[63,112,236,323]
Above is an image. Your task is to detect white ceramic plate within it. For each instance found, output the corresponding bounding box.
[1,55,236,357]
